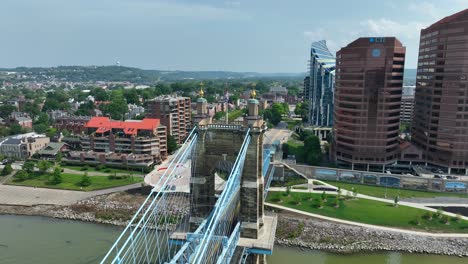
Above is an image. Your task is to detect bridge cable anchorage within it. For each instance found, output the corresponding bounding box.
[190,129,251,264]
[101,128,198,264]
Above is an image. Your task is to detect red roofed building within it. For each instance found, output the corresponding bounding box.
[64,117,167,168]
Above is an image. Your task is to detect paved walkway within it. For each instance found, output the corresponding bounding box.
[266,202,468,238]
[0,183,143,206]
[62,168,143,177]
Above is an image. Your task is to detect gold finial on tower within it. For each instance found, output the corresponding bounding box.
[199,82,205,97]
[250,83,257,99]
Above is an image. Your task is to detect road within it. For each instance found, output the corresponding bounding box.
[264,121,293,146]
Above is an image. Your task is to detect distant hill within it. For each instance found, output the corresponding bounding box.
[0,66,305,83]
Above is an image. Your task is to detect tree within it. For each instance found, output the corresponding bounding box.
[303,135,322,165]
[101,90,128,120]
[92,87,109,101]
[56,152,63,163]
[15,170,28,181]
[35,113,50,126]
[1,163,12,176]
[10,124,22,135]
[124,89,140,105]
[49,166,62,185]
[37,160,52,174]
[0,104,17,119]
[23,161,35,174]
[45,127,57,138]
[33,123,48,134]
[167,135,178,154]
[79,172,92,187]
[394,196,399,207]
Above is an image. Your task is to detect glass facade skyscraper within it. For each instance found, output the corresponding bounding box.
[307,40,336,126]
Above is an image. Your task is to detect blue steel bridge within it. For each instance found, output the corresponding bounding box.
[101,99,278,264]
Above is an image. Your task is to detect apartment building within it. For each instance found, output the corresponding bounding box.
[0,133,50,159]
[146,96,191,144]
[64,117,167,168]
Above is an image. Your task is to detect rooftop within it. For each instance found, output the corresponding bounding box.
[85,117,161,135]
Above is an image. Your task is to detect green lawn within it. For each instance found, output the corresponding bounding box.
[8,173,143,191]
[61,165,144,175]
[267,191,468,233]
[323,181,468,199]
[284,119,301,130]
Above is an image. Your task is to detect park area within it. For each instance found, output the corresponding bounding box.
[266,191,468,233]
[8,172,142,191]
[5,160,143,191]
[323,181,468,199]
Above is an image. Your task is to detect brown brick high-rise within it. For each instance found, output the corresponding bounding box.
[333,37,406,171]
[412,9,468,174]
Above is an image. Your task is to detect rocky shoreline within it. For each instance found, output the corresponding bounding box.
[1,191,467,257]
[275,214,468,257]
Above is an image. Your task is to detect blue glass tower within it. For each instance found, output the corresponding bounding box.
[307,40,335,126]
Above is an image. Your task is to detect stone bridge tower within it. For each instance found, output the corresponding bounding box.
[190,88,267,240]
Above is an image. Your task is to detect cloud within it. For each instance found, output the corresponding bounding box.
[408,2,440,19]
[358,18,425,39]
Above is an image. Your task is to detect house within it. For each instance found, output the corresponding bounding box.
[37,142,68,160]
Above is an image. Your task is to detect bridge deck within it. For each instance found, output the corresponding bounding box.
[170,215,277,255]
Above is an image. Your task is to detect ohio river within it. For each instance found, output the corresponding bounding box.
[0,215,465,264]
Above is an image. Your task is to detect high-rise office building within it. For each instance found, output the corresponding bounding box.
[412,9,468,173]
[400,86,415,124]
[146,96,191,144]
[307,40,335,126]
[333,37,406,171]
[302,76,310,100]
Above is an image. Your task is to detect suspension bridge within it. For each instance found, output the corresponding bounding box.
[100,91,278,264]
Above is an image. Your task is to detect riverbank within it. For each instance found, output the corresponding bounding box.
[275,213,468,257]
[0,191,150,226]
[1,190,467,257]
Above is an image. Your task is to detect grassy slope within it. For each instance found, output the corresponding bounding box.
[61,165,143,175]
[267,191,468,233]
[324,181,468,199]
[8,173,143,191]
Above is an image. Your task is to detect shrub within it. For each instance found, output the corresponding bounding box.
[104,168,111,173]
[14,170,28,181]
[80,165,89,171]
[441,215,450,225]
[436,208,443,218]
[415,215,422,225]
[424,211,433,221]
[394,196,399,207]
[321,191,327,202]
[79,172,92,187]
[1,163,12,176]
[95,164,105,171]
[318,198,324,209]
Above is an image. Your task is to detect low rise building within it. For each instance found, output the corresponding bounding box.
[64,117,167,168]
[0,133,50,159]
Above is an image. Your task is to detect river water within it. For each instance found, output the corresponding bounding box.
[0,215,465,264]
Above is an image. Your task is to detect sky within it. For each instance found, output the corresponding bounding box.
[1,0,468,73]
